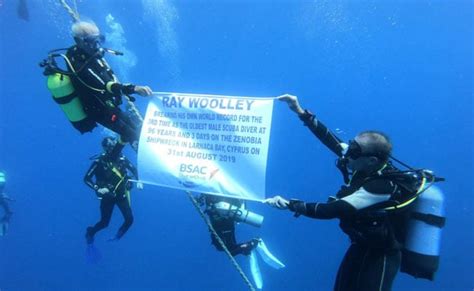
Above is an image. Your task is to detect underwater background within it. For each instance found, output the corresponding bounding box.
[0,0,472,290]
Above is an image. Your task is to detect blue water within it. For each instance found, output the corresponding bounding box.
[0,1,472,290]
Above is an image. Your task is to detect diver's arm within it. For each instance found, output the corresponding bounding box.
[278,94,344,156]
[96,53,152,96]
[266,195,354,219]
[106,82,136,96]
[338,187,392,211]
[290,186,392,219]
[298,111,345,157]
[289,199,355,219]
[106,82,152,97]
[84,161,99,190]
[100,57,151,96]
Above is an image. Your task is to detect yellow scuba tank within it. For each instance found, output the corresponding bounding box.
[47,73,96,133]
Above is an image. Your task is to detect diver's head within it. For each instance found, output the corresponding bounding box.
[345,131,392,173]
[101,137,117,155]
[72,21,105,55]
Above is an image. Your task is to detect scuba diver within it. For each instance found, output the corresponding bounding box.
[84,136,142,246]
[203,194,261,256]
[40,21,153,150]
[265,94,445,291]
[201,194,285,289]
[17,0,30,21]
[0,171,14,236]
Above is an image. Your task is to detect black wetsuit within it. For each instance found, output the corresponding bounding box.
[0,182,12,222]
[84,146,138,240]
[204,195,257,256]
[292,111,416,291]
[66,46,142,144]
[0,194,12,224]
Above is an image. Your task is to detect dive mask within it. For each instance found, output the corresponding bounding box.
[102,137,117,154]
[344,140,363,159]
[337,140,376,183]
[75,34,105,55]
[344,140,384,160]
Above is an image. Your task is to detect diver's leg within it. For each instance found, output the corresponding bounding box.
[115,110,142,151]
[334,243,366,291]
[115,197,134,239]
[210,218,243,255]
[96,108,141,149]
[0,201,12,222]
[357,248,401,291]
[86,198,115,242]
[1,200,11,214]
[235,238,261,256]
[216,225,258,256]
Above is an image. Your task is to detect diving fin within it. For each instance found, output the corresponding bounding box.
[256,240,285,269]
[250,250,263,289]
[85,244,102,264]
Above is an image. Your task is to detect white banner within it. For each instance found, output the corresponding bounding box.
[137,93,274,201]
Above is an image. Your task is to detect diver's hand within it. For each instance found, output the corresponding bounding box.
[288,199,306,217]
[136,182,144,190]
[134,85,153,96]
[97,188,110,195]
[277,94,304,115]
[264,195,290,210]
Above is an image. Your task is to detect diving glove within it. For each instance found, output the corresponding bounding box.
[288,199,306,217]
[96,187,111,199]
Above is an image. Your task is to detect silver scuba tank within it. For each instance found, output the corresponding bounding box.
[213,201,264,228]
[401,185,446,280]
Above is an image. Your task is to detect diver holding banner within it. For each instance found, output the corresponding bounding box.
[266,94,446,291]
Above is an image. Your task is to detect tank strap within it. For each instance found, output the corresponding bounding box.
[411,212,446,228]
[383,174,429,211]
[353,172,426,213]
[53,91,77,105]
[47,48,70,54]
[61,54,106,94]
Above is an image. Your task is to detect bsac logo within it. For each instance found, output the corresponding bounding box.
[178,163,220,188]
[180,163,208,175]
